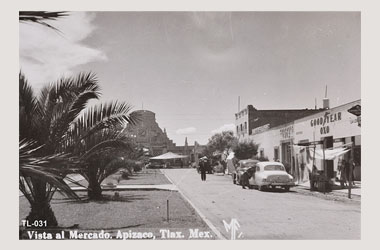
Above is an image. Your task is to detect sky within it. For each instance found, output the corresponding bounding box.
[19,12,361,146]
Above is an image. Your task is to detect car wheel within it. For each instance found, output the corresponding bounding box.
[284,186,290,192]
[258,185,264,191]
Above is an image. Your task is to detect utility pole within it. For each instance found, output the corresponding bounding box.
[322,137,326,194]
[315,98,317,109]
[348,137,355,199]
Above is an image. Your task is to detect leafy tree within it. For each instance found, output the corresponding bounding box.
[233,141,259,160]
[204,131,238,158]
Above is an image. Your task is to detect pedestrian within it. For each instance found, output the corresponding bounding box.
[349,158,356,186]
[309,165,318,190]
[241,169,252,189]
[340,159,348,187]
[221,160,227,174]
[204,158,211,174]
[199,159,207,181]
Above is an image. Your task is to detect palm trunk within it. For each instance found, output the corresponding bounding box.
[88,182,102,199]
[26,201,58,227]
[26,180,58,227]
[87,169,102,200]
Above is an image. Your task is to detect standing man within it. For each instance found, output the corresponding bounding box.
[349,158,356,186]
[199,158,207,181]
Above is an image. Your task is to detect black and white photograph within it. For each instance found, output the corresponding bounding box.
[13,1,375,242]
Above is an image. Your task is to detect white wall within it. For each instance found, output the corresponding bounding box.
[249,123,292,161]
[294,100,361,143]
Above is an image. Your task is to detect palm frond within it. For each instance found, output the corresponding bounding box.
[19,73,39,140]
[19,140,80,200]
[19,11,68,31]
[67,91,100,124]
[98,158,130,183]
[80,139,132,160]
[20,167,79,200]
[33,72,101,153]
[72,101,138,142]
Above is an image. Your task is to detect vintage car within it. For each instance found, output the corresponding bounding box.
[249,161,295,191]
[233,159,260,185]
[146,161,165,169]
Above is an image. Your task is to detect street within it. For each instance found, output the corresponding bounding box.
[162,169,360,240]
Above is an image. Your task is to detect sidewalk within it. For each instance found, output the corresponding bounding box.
[294,180,361,202]
[71,184,178,191]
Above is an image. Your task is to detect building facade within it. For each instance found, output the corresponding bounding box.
[235,105,324,140]
[123,110,176,156]
[247,100,361,183]
[123,110,205,162]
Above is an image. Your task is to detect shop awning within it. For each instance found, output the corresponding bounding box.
[309,147,351,160]
[150,152,188,160]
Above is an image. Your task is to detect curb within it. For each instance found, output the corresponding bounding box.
[292,186,361,203]
[161,170,227,240]
[71,187,178,192]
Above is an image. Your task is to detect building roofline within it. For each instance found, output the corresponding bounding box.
[235,99,361,116]
[133,109,155,113]
[250,99,361,134]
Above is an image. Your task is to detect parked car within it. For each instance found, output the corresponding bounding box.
[233,159,260,185]
[249,161,295,191]
[146,162,165,169]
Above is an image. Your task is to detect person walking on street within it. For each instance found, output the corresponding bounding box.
[340,159,348,187]
[199,158,207,181]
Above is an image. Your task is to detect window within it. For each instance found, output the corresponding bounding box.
[240,124,243,132]
[264,165,285,171]
[236,126,239,133]
[244,121,247,132]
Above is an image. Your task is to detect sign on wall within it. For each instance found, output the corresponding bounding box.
[252,124,270,135]
[309,111,342,135]
[294,101,361,142]
[280,125,294,140]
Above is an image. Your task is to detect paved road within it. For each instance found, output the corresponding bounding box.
[162,169,360,240]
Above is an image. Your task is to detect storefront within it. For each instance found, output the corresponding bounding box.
[249,100,361,183]
[293,100,361,181]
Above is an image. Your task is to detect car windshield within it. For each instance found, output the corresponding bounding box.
[264,165,285,171]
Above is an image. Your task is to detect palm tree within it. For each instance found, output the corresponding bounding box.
[20,72,139,224]
[19,72,100,226]
[19,140,80,225]
[64,102,139,199]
